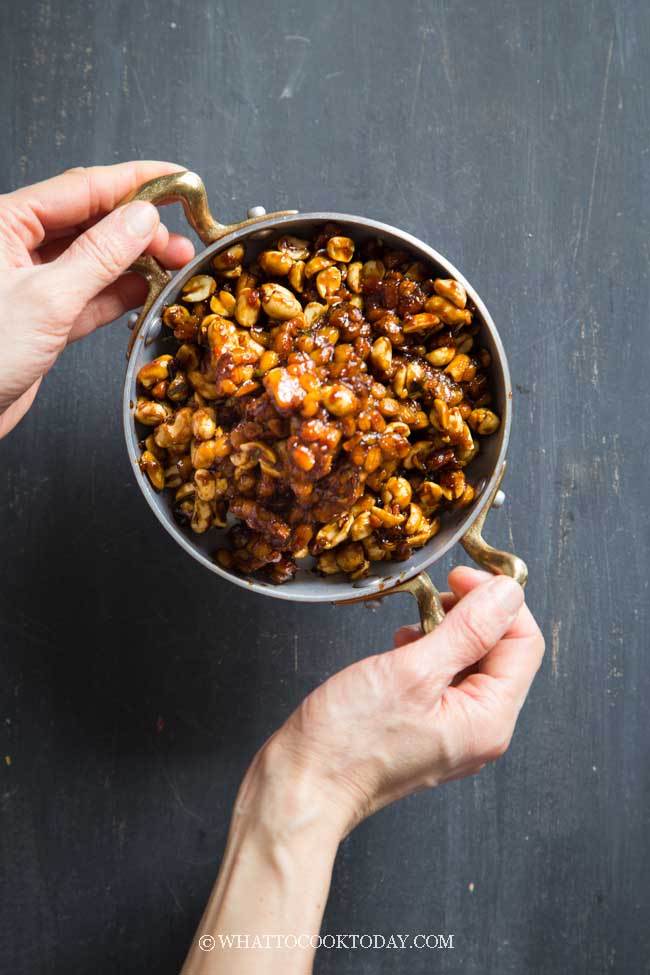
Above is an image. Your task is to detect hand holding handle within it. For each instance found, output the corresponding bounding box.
[119,170,296,354]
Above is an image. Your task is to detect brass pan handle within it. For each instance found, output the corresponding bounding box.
[119,170,297,357]
[346,462,527,634]
[460,462,528,586]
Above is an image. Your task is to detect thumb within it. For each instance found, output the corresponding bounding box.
[401,575,525,683]
[51,200,160,311]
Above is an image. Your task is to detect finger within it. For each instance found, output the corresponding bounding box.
[33,222,167,265]
[448,566,539,644]
[63,232,194,342]
[470,618,545,710]
[447,565,493,596]
[37,213,169,252]
[469,635,545,713]
[66,273,149,342]
[46,200,160,319]
[400,576,525,683]
[393,624,423,648]
[392,593,458,647]
[7,160,187,249]
[34,224,193,269]
[443,565,545,708]
[155,231,195,268]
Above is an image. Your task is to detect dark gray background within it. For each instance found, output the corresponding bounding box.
[1,1,647,973]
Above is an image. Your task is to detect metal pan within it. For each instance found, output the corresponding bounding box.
[121,172,527,632]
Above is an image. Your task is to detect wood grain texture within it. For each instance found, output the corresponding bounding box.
[0,1,648,973]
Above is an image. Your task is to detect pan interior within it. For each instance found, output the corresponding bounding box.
[124,213,511,602]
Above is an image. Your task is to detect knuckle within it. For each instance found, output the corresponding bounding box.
[72,224,125,281]
[65,166,95,210]
[454,604,493,657]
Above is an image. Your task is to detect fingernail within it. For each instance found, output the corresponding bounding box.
[122,201,158,237]
[487,576,524,616]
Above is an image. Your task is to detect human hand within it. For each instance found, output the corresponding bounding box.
[181,567,543,974]
[266,566,544,837]
[0,161,195,438]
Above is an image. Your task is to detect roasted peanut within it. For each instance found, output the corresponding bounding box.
[182,275,216,303]
[304,254,334,278]
[212,244,245,273]
[144,434,165,462]
[335,541,366,573]
[424,295,472,326]
[191,408,217,441]
[445,354,476,383]
[347,262,363,293]
[288,260,305,293]
[257,349,280,374]
[313,514,354,551]
[316,550,339,575]
[167,371,190,402]
[236,270,259,296]
[316,266,342,300]
[426,346,456,367]
[381,476,412,508]
[137,354,173,389]
[404,502,426,534]
[154,407,193,447]
[276,235,310,260]
[402,313,441,334]
[362,259,385,281]
[349,510,373,541]
[235,288,261,328]
[194,469,217,501]
[404,261,427,281]
[321,383,358,417]
[163,304,191,331]
[175,482,196,503]
[434,278,467,309]
[304,301,327,328]
[419,481,444,510]
[370,506,404,528]
[326,236,355,263]
[468,408,500,435]
[362,534,390,561]
[134,397,171,426]
[260,282,302,320]
[370,336,392,373]
[140,450,165,490]
[210,290,236,317]
[259,250,294,276]
[191,498,214,533]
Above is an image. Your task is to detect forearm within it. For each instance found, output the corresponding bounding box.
[181,738,347,975]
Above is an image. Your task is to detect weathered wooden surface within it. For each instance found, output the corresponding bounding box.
[1,1,648,972]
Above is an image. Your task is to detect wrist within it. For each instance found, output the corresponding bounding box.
[182,735,344,973]
[233,732,355,852]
